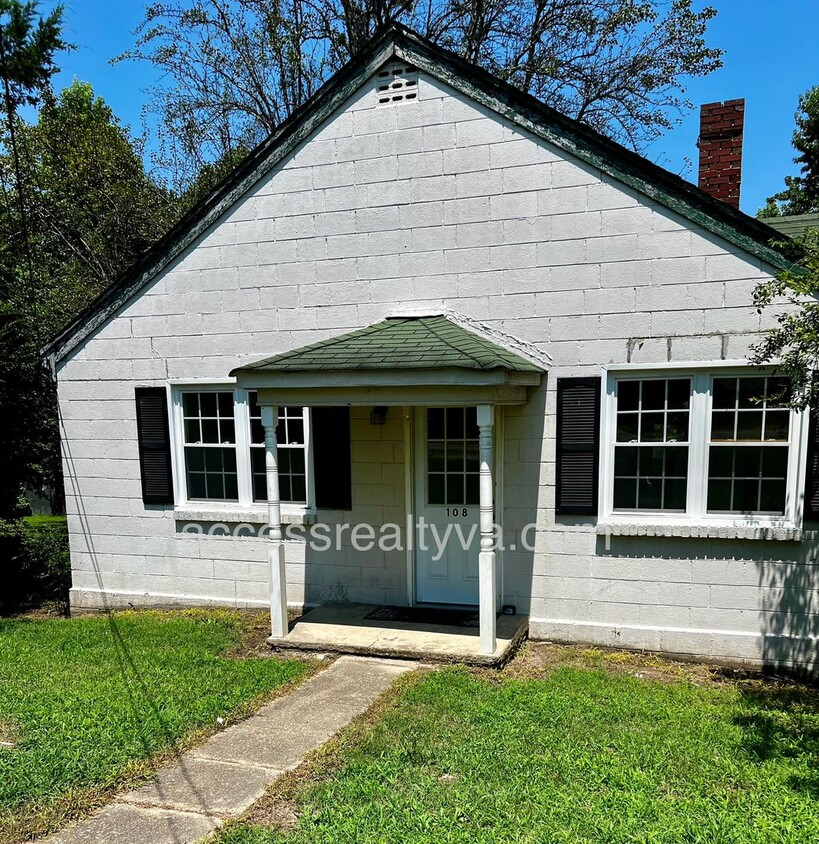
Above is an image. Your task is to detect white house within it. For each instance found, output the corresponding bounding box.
[47,25,819,672]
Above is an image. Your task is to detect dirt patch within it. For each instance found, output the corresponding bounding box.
[5,600,69,621]
[223,609,324,660]
[222,609,282,658]
[241,795,300,833]
[502,640,770,687]
[0,718,20,748]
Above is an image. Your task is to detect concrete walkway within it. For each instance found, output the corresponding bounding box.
[45,656,415,844]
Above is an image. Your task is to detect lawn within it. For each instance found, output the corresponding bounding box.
[0,609,308,843]
[219,646,819,844]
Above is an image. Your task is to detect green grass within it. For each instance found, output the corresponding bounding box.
[0,609,308,841]
[20,515,67,528]
[220,664,819,844]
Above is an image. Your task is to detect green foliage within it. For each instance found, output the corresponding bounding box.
[179,143,250,215]
[0,2,68,517]
[762,86,819,217]
[751,231,819,409]
[0,611,308,841]
[0,0,66,109]
[0,515,69,611]
[0,0,68,308]
[22,514,67,527]
[219,666,819,843]
[0,14,174,514]
[0,315,60,519]
[122,0,723,191]
[3,80,177,339]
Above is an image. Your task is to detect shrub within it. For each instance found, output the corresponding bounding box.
[0,517,70,612]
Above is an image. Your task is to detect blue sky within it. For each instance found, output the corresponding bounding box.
[47,1,818,215]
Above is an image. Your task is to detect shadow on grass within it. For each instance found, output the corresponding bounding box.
[735,682,819,798]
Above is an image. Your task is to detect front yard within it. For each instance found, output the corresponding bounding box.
[3,611,818,844]
[0,609,308,843]
[220,646,819,844]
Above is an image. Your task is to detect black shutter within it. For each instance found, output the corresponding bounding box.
[312,406,352,509]
[805,408,819,520]
[135,387,174,505]
[556,378,601,516]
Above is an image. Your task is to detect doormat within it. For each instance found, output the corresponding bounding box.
[364,605,480,627]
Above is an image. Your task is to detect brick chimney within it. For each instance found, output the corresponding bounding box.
[697,99,745,208]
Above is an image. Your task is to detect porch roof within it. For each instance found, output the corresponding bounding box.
[233,315,543,374]
[230,316,544,404]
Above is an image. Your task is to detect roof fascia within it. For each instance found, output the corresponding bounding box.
[255,383,532,406]
[233,366,542,389]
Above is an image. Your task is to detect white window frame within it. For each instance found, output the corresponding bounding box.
[598,362,809,529]
[167,380,314,518]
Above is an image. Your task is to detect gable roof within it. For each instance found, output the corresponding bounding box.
[231,315,544,375]
[46,23,794,365]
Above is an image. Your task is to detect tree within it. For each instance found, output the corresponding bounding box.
[760,86,819,218]
[0,80,177,516]
[121,0,722,191]
[751,233,819,410]
[178,143,249,215]
[0,1,66,518]
[4,81,177,339]
[0,314,61,516]
[0,0,66,309]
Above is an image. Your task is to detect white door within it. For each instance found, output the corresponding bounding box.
[414,407,481,605]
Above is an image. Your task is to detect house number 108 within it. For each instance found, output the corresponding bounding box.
[446,508,468,517]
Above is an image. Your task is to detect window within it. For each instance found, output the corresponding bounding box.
[174,386,311,510]
[614,378,690,512]
[707,376,790,515]
[182,391,238,501]
[248,393,308,504]
[603,369,806,526]
[427,407,480,505]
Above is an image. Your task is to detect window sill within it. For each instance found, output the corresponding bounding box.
[595,522,803,542]
[174,507,316,526]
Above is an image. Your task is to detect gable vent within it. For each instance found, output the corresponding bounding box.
[376,62,419,106]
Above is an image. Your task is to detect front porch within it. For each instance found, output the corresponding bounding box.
[231,314,546,659]
[269,603,530,665]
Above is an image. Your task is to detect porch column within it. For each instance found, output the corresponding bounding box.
[477,404,496,655]
[261,405,288,639]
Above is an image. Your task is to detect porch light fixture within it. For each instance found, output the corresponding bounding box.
[370,406,388,426]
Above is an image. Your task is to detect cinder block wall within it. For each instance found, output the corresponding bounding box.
[64,393,408,610]
[58,61,819,670]
[303,406,407,606]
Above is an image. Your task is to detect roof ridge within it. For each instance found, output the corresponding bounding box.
[423,316,490,369]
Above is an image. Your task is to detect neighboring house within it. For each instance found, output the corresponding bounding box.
[47,25,819,672]
[764,212,819,240]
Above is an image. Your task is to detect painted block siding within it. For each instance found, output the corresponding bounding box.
[57,62,819,670]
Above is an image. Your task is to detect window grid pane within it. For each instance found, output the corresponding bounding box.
[182,391,238,502]
[248,392,307,504]
[427,407,480,506]
[707,377,790,515]
[613,379,690,512]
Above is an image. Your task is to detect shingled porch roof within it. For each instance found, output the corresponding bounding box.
[230,316,544,403]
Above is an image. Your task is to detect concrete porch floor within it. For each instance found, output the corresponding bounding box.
[268,603,529,666]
